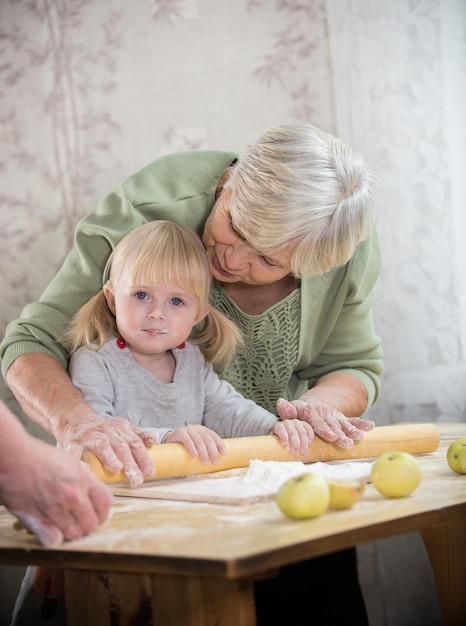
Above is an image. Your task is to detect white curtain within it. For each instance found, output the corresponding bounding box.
[326,0,466,427]
[326,2,466,625]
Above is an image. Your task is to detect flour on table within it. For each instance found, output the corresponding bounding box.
[241,459,373,494]
[166,460,372,500]
[112,459,374,503]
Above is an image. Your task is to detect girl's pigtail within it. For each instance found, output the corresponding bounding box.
[191,308,243,371]
[62,290,117,354]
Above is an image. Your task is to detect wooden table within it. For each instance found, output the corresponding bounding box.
[0,423,465,625]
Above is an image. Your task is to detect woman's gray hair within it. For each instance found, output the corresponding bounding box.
[226,124,374,277]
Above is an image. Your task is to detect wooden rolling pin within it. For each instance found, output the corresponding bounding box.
[82,422,439,484]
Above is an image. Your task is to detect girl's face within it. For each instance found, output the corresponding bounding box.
[202,189,295,286]
[104,267,209,357]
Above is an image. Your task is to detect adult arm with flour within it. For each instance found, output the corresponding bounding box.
[0,399,113,547]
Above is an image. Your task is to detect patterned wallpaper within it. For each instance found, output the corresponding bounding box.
[0,0,332,330]
[0,0,335,411]
[2,1,464,428]
[0,0,466,423]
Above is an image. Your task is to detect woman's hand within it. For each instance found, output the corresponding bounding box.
[270,417,314,455]
[6,354,158,488]
[63,415,158,488]
[164,425,227,464]
[276,397,375,449]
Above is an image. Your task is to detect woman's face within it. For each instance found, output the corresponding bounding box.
[202,189,294,286]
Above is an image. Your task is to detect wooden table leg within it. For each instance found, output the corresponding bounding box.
[65,570,152,626]
[421,517,466,626]
[65,570,110,626]
[64,569,256,626]
[151,574,256,626]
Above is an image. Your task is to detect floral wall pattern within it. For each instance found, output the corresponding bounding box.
[0,0,333,347]
[0,1,465,625]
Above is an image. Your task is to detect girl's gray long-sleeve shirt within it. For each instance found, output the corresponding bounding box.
[69,339,279,442]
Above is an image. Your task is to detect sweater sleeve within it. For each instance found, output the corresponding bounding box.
[295,219,383,409]
[0,151,237,379]
[201,361,279,438]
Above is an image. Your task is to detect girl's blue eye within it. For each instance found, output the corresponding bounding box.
[170,297,183,306]
[135,291,148,300]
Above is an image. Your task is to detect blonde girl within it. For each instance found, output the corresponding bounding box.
[65,220,313,466]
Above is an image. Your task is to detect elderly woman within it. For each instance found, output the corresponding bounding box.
[1,124,382,625]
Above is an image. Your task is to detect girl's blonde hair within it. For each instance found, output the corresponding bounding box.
[227,124,375,277]
[64,221,243,370]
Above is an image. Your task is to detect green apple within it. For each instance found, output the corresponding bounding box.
[371,451,421,498]
[328,479,366,509]
[276,473,330,519]
[446,437,466,474]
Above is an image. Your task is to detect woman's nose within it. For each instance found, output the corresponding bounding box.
[225,239,253,270]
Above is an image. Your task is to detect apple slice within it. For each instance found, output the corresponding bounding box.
[327,479,366,509]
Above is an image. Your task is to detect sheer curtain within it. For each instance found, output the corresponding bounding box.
[327,0,466,427]
[326,2,466,625]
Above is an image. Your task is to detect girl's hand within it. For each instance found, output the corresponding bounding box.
[270,417,315,455]
[164,425,227,464]
[276,397,375,449]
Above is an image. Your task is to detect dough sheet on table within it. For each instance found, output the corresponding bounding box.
[112,459,374,504]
